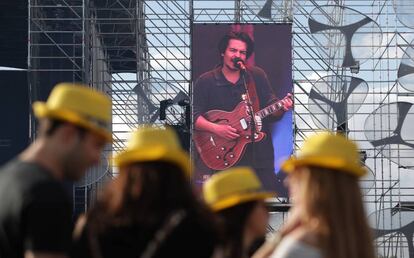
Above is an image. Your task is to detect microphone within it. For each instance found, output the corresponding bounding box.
[233,57,246,70]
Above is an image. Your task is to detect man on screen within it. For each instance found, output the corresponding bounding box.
[193,31,293,190]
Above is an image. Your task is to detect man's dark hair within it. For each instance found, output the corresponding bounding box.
[88,161,219,235]
[218,31,255,59]
[44,119,86,138]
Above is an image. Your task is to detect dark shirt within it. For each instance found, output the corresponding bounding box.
[71,213,218,258]
[193,65,278,170]
[0,160,72,258]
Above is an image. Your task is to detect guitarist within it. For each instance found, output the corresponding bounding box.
[193,31,293,190]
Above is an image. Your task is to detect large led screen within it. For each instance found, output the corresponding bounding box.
[191,24,293,196]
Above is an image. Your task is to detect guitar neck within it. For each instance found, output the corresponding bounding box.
[256,99,285,119]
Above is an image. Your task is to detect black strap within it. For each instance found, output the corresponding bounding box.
[245,69,260,112]
[140,210,187,258]
[87,210,187,258]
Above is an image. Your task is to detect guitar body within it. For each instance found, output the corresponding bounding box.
[193,101,265,170]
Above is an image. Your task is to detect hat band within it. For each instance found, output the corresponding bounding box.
[81,113,110,132]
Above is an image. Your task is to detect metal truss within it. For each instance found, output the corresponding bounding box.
[292,1,414,257]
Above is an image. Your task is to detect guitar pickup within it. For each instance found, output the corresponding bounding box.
[240,118,248,130]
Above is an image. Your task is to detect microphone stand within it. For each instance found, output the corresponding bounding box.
[240,68,257,167]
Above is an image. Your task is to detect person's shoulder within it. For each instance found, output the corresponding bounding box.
[199,69,215,78]
[270,230,322,258]
[7,161,70,203]
[0,159,25,175]
[248,65,267,77]
[0,160,44,189]
[289,227,320,248]
[8,161,58,187]
[195,67,219,84]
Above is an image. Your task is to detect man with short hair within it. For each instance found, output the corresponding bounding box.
[0,83,112,258]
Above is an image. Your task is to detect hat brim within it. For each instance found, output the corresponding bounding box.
[281,156,366,177]
[33,102,112,142]
[211,191,276,211]
[114,147,191,177]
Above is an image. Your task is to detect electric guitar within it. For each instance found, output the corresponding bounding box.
[193,94,292,170]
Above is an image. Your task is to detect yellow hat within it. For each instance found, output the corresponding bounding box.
[281,132,366,177]
[32,83,112,142]
[203,167,276,211]
[114,126,191,176]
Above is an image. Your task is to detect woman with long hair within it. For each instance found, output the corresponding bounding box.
[254,132,375,258]
[203,167,275,258]
[71,126,218,258]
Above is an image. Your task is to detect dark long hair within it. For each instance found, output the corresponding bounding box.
[217,201,258,258]
[218,31,255,59]
[87,161,215,233]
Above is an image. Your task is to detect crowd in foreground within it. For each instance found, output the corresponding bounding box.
[0,83,375,258]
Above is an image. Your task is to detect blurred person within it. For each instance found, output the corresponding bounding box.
[203,166,276,258]
[0,83,112,258]
[71,126,219,258]
[253,132,376,258]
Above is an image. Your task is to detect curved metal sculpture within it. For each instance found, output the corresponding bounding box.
[364,102,414,169]
[308,5,382,68]
[394,0,414,29]
[360,165,375,195]
[368,207,414,258]
[308,75,368,130]
[257,0,273,19]
[398,39,414,92]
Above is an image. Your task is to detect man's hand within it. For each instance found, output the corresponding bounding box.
[213,124,240,140]
[195,115,239,140]
[281,93,293,111]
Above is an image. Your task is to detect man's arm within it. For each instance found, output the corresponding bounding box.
[253,67,293,119]
[193,72,240,140]
[195,116,239,140]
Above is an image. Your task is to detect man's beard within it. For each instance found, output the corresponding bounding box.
[226,61,240,72]
[61,144,87,181]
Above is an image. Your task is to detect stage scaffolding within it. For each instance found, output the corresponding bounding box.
[28,0,414,256]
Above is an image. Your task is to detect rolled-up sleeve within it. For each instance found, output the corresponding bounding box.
[192,76,209,124]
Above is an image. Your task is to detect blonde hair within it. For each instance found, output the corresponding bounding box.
[291,166,375,258]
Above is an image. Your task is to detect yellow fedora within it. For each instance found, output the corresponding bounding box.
[281,132,366,177]
[114,126,191,176]
[203,167,276,211]
[32,83,112,142]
